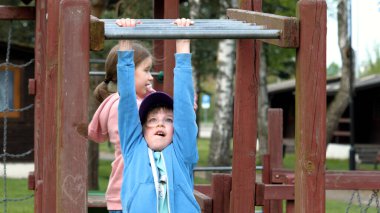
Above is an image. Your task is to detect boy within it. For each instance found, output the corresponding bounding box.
[117,18,200,213]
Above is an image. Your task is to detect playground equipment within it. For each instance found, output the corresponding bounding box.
[1,0,379,212]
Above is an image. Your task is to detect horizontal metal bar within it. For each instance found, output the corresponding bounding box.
[105,29,280,40]
[89,71,105,76]
[193,166,263,172]
[90,71,162,77]
[101,18,280,39]
[90,59,106,64]
[104,22,257,27]
[105,25,265,30]
[102,19,248,23]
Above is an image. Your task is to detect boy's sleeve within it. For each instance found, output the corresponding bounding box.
[173,53,199,164]
[117,51,142,158]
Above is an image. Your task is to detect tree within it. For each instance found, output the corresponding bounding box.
[326,0,354,143]
[208,38,235,166]
[257,0,296,157]
[257,46,269,158]
[359,44,380,77]
[327,62,340,77]
[207,0,236,166]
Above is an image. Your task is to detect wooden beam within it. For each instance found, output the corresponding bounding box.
[227,8,298,48]
[162,0,178,96]
[264,184,295,200]
[90,15,104,51]
[326,171,380,190]
[256,183,295,202]
[267,109,284,212]
[230,1,261,212]
[211,174,232,213]
[272,169,380,190]
[34,0,89,212]
[57,1,89,211]
[194,190,213,213]
[0,6,35,20]
[295,1,327,212]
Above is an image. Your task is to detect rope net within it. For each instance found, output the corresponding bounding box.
[1,20,34,213]
[346,190,380,213]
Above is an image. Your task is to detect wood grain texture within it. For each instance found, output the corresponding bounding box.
[295,1,327,212]
[227,9,299,47]
[268,109,283,212]
[231,1,261,212]
[90,16,104,51]
[58,1,89,211]
[0,6,35,20]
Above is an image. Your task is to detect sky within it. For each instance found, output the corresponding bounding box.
[326,0,380,73]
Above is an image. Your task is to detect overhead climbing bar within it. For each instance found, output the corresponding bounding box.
[102,19,280,39]
[90,9,299,51]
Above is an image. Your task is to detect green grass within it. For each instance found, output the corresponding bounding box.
[283,152,378,171]
[0,178,34,213]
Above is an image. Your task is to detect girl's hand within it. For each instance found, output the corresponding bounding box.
[174,18,193,53]
[115,18,141,50]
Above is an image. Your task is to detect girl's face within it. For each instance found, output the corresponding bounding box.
[135,57,154,99]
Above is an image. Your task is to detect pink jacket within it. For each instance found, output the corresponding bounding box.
[88,93,144,210]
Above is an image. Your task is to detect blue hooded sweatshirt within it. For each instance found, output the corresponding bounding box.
[118,51,200,213]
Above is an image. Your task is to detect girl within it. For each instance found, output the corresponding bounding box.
[88,41,154,213]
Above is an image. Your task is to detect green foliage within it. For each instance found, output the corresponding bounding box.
[327,62,341,77]
[0,20,35,48]
[359,44,380,78]
[263,0,297,81]
[115,0,153,19]
[189,0,223,81]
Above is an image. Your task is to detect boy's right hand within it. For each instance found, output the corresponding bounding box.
[115,18,141,51]
[174,18,193,53]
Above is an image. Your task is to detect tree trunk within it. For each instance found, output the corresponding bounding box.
[208,39,235,166]
[189,0,202,137]
[258,46,268,157]
[326,0,354,143]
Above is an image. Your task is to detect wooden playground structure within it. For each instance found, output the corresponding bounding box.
[1,0,379,212]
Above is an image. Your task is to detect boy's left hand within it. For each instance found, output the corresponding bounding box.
[115,18,141,50]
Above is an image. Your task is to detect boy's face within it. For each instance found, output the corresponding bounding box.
[135,57,153,99]
[143,108,174,151]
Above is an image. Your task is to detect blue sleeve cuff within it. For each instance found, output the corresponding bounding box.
[117,50,134,66]
[175,53,192,68]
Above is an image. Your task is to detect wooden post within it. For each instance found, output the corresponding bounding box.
[268,109,283,213]
[34,1,48,211]
[34,0,89,212]
[162,0,178,96]
[231,0,261,212]
[211,174,232,213]
[295,1,326,212]
[262,155,271,212]
[153,0,164,91]
[90,16,104,51]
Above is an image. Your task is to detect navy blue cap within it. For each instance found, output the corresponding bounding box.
[139,92,173,124]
